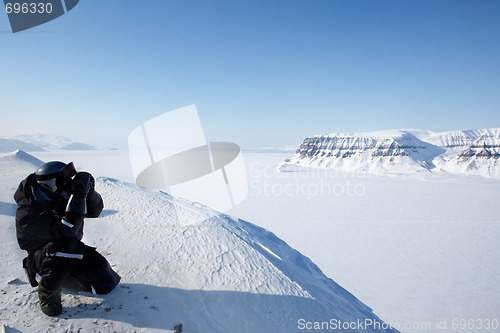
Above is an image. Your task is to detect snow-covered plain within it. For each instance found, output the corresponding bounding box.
[1,149,499,333]
[230,152,500,333]
[0,150,398,333]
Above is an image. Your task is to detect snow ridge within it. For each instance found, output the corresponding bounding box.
[0,150,44,171]
[415,128,500,148]
[0,152,398,333]
[86,177,398,332]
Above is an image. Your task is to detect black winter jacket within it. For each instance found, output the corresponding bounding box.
[14,173,104,253]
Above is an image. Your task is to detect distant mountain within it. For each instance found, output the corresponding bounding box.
[437,132,500,179]
[13,133,71,149]
[0,138,44,152]
[280,128,500,179]
[411,128,499,148]
[8,134,97,150]
[60,142,97,150]
[281,130,445,175]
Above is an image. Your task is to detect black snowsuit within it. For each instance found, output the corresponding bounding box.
[14,173,120,293]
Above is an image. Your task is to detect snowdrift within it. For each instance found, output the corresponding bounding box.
[0,151,397,333]
[0,149,44,172]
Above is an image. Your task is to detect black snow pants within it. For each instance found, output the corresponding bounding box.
[26,238,120,294]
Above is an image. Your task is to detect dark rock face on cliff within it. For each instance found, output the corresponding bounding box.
[457,134,500,159]
[445,134,500,177]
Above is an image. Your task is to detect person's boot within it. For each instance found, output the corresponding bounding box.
[37,284,62,316]
[23,257,38,287]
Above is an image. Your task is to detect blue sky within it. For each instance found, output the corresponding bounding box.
[1,0,499,148]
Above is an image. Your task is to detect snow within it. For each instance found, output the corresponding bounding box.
[0,134,97,152]
[0,139,44,153]
[318,128,500,147]
[283,128,500,179]
[436,133,500,179]
[1,148,499,333]
[12,134,97,150]
[319,129,420,139]
[230,152,500,333]
[412,128,500,148]
[0,151,398,333]
[0,150,44,179]
[283,131,445,175]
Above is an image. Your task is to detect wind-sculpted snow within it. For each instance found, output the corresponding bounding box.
[0,151,398,333]
[86,177,399,332]
[0,150,44,170]
[282,128,500,179]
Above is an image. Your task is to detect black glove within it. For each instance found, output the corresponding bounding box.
[66,172,94,215]
[71,172,94,197]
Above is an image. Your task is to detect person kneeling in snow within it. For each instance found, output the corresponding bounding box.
[14,161,120,316]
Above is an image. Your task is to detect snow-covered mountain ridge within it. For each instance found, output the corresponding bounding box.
[412,128,500,148]
[440,133,500,179]
[0,150,398,333]
[281,128,500,178]
[0,138,45,153]
[0,134,96,152]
